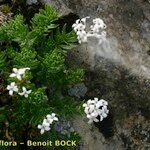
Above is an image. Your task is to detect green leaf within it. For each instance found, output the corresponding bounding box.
[42,49,65,74]
[0,114,6,122]
[60,44,77,50]
[32,5,58,29]
[0,51,6,71]
[47,24,59,29]
[13,48,39,69]
[66,68,84,85]
[0,15,28,44]
[54,25,77,51]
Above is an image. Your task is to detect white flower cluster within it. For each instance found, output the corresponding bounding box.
[72,17,107,44]
[38,113,58,134]
[9,68,30,80]
[6,68,32,97]
[72,17,89,43]
[83,98,109,124]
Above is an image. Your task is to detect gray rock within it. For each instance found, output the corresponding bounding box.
[40,0,72,16]
[26,0,38,5]
[143,9,150,21]
[141,19,150,42]
[54,118,75,137]
[72,116,125,150]
[41,0,150,149]
[68,83,87,98]
[41,0,150,79]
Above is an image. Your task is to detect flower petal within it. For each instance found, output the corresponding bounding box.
[93,118,99,122]
[47,118,53,124]
[53,117,58,121]
[24,94,28,98]
[9,73,16,78]
[27,90,32,94]
[9,90,13,96]
[19,92,24,96]
[51,113,55,117]
[13,68,18,73]
[18,68,26,75]
[88,119,93,124]
[11,82,15,86]
[40,129,45,134]
[13,86,18,92]
[6,85,10,90]
[45,126,50,131]
[16,74,22,80]
[46,114,51,118]
[37,125,42,129]
[22,87,26,91]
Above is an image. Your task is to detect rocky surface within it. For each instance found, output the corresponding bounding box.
[41,0,150,149]
[73,116,125,150]
[41,0,72,16]
[40,0,150,78]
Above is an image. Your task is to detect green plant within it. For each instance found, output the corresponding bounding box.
[0,51,6,72]
[0,5,84,150]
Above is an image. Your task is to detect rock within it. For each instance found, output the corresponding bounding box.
[68,83,87,99]
[117,114,150,149]
[141,19,150,42]
[26,0,38,5]
[41,0,150,149]
[40,0,72,16]
[143,9,150,21]
[41,0,150,79]
[73,116,124,150]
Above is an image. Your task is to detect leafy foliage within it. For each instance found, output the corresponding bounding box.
[54,25,77,51]
[12,88,51,127]
[66,68,84,85]
[13,48,38,69]
[0,15,28,43]
[50,96,81,117]
[0,51,6,72]
[42,49,65,74]
[32,5,58,29]
[0,4,84,148]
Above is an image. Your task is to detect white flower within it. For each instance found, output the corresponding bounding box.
[38,119,51,134]
[72,17,89,32]
[19,68,30,74]
[93,18,107,29]
[77,31,87,43]
[6,82,18,96]
[90,24,101,33]
[73,17,107,44]
[9,68,30,80]
[9,68,22,80]
[72,17,90,44]
[37,113,58,134]
[81,16,90,24]
[72,22,85,32]
[83,98,109,124]
[77,24,86,31]
[83,99,93,108]
[46,113,58,124]
[19,87,32,98]
[88,117,99,124]
[100,99,108,106]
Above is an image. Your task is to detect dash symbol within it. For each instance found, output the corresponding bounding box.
[20,142,24,144]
